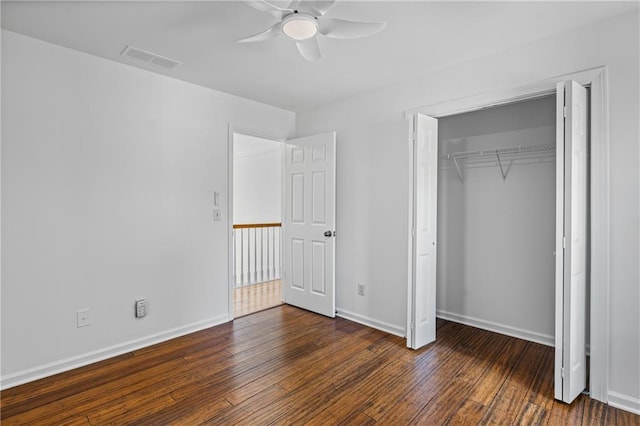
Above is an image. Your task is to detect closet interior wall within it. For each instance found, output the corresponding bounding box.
[436,96,558,344]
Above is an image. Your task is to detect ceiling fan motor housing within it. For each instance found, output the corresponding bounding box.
[282,13,319,40]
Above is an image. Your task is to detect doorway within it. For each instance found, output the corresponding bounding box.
[436,95,558,347]
[231,132,284,317]
[228,130,338,319]
[406,67,609,404]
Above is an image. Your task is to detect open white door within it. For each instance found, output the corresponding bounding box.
[409,113,438,349]
[555,80,588,403]
[282,132,336,317]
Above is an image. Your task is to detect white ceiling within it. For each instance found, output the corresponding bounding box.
[2,1,637,112]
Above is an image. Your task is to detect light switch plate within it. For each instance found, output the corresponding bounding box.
[77,309,90,327]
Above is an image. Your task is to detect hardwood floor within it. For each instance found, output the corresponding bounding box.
[234,279,282,318]
[1,305,638,425]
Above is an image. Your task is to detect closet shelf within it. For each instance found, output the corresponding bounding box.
[442,143,555,183]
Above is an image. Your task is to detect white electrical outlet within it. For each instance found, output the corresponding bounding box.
[358,283,365,296]
[77,309,90,327]
[135,299,148,318]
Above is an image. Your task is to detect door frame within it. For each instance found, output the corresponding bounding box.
[405,66,609,403]
[227,125,286,321]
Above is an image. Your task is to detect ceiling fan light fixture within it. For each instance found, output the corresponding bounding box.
[282,14,318,40]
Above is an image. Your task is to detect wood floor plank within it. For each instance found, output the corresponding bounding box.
[336,411,377,426]
[447,399,487,425]
[116,393,231,425]
[523,344,555,409]
[515,401,550,425]
[223,326,382,406]
[361,322,478,421]
[290,354,409,424]
[582,395,617,425]
[200,384,289,425]
[480,342,548,424]
[236,336,399,425]
[2,305,638,425]
[409,378,474,424]
[170,340,320,403]
[376,329,492,424]
[453,331,511,385]
[440,332,518,424]
[0,321,243,420]
[0,358,190,425]
[465,337,529,407]
[0,352,135,409]
[547,393,586,425]
[617,407,640,426]
[232,354,377,424]
[86,393,177,425]
[276,328,388,392]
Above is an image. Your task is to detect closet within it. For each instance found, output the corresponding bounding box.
[409,77,596,404]
[436,96,558,345]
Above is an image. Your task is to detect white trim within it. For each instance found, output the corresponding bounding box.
[228,126,235,320]
[554,81,566,401]
[0,314,229,390]
[336,308,405,338]
[584,69,610,403]
[405,112,415,347]
[608,391,640,416]
[406,67,606,118]
[406,66,609,403]
[437,310,554,348]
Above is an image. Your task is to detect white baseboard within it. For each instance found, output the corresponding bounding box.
[336,308,405,338]
[608,391,640,415]
[0,314,230,390]
[436,310,554,347]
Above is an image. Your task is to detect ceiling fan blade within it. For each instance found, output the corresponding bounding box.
[318,17,387,39]
[242,1,293,19]
[300,0,336,16]
[296,37,321,61]
[288,0,302,10]
[237,23,282,43]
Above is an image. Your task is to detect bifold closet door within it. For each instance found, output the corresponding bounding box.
[409,113,438,349]
[554,80,588,404]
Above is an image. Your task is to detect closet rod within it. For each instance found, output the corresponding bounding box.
[442,142,555,183]
[442,142,555,161]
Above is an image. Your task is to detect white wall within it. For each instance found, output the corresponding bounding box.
[0,30,295,387]
[437,96,556,344]
[233,134,282,224]
[296,12,639,409]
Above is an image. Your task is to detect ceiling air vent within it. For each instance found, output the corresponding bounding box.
[120,45,181,70]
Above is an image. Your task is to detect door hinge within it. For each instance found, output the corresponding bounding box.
[412,228,416,238]
[563,106,567,118]
[562,237,566,249]
[561,367,565,378]
[410,321,415,330]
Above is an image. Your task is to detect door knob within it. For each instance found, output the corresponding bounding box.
[324,230,334,237]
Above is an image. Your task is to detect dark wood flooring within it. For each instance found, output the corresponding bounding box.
[1,305,638,425]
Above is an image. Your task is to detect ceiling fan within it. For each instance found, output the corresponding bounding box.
[238,0,387,61]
